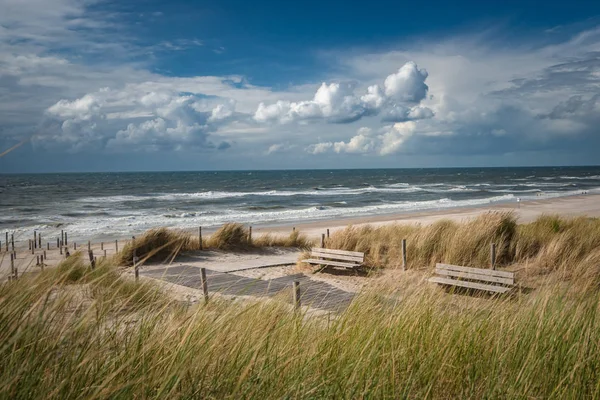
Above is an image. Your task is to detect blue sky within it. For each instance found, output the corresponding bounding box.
[0,0,599,172]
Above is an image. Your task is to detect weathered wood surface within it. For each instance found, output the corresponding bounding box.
[142,265,355,312]
[302,258,358,269]
[435,263,514,279]
[428,277,512,294]
[430,263,515,294]
[434,268,514,285]
[309,249,363,263]
[311,248,364,257]
[302,248,365,270]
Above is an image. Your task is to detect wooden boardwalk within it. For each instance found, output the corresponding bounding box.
[142,265,355,312]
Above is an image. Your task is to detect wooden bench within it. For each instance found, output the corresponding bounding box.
[429,263,515,294]
[302,248,365,270]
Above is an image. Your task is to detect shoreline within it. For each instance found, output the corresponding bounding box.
[3,193,600,246]
[251,193,600,237]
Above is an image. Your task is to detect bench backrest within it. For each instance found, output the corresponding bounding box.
[310,248,364,263]
[434,263,514,286]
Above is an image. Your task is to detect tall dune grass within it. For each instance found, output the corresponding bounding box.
[1,258,600,398]
[324,212,600,283]
[116,224,311,266]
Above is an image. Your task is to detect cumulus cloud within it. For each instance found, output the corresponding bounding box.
[42,85,242,152]
[2,0,600,167]
[383,62,429,103]
[253,62,432,124]
[306,142,334,154]
[307,123,417,156]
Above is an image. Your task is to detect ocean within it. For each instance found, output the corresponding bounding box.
[1,167,599,241]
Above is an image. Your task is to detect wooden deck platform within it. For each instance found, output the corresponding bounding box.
[141,265,355,313]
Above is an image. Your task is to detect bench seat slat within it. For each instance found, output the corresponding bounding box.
[311,248,364,257]
[310,250,364,263]
[434,269,514,285]
[436,263,514,279]
[428,277,512,293]
[302,258,361,269]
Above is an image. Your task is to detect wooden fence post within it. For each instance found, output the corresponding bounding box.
[43,250,46,259]
[74,242,77,250]
[36,255,40,266]
[293,281,301,311]
[59,244,63,255]
[34,231,37,249]
[88,250,95,269]
[88,241,91,251]
[5,232,7,251]
[248,226,252,243]
[10,253,14,276]
[104,249,107,258]
[31,240,34,255]
[321,234,325,248]
[402,239,407,271]
[490,243,496,270]
[200,267,208,303]
[11,234,14,251]
[47,242,49,250]
[64,232,68,246]
[38,233,41,248]
[326,229,330,239]
[198,227,203,250]
[61,230,64,247]
[115,240,119,253]
[101,242,104,250]
[133,244,139,282]
[28,240,31,251]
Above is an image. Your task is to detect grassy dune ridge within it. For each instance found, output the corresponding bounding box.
[2,214,600,398]
[116,223,312,265]
[327,212,600,284]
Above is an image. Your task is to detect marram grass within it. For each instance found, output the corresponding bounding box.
[117,224,312,266]
[2,258,600,398]
[3,214,600,398]
[325,212,600,284]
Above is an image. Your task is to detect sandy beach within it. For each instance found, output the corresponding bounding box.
[2,193,599,281]
[253,193,600,238]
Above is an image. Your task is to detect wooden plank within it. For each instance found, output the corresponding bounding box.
[434,269,514,285]
[302,258,360,269]
[310,248,364,258]
[436,263,514,279]
[310,249,364,262]
[428,277,512,293]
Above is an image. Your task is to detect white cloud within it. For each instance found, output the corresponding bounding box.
[208,101,236,122]
[107,118,209,151]
[306,142,334,154]
[333,128,377,154]
[2,0,600,166]
[379,122,417,155]
[308,123,417,156]
[383,61,429,103]
[253,62,432,124]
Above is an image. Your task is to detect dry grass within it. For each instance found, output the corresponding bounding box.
[3,214,600,398]
[2,257,600,398]
[115,224,312,266]
[324,212,600,285]
[116,228,196,266]
[252,229,313,249]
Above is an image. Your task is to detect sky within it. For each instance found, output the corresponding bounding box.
[0,0,599,172]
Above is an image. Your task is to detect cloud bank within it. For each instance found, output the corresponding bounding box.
[254,62,433,124]
[0,0,599,169]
